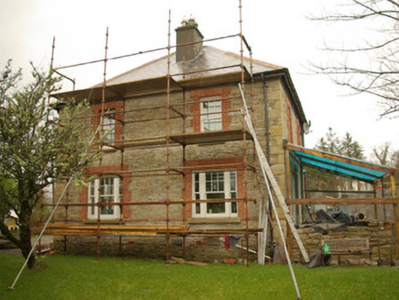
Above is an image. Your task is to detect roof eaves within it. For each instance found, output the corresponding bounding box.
[254,69,307,125]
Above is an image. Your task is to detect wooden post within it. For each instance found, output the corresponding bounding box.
[284,147,293,258]
[287,222,292,261]
[390,174,399,259]
[373,181,378,220]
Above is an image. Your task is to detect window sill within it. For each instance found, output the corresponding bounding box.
[187,217,241,224]
[83,219,125,225]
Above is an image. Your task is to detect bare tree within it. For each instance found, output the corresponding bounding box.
[310,0,399,118]
[371,142,393,165]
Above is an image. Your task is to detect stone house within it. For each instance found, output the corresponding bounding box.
[47,18,399,266]
[48,19,309,263]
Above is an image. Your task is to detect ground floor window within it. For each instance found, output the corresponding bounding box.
[192,171,237,218]
[88,177,121,219]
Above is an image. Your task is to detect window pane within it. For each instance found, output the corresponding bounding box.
[203,119,222,131]
[206,190,225,214]
[212,181,217,191]
[100,178,114,215]
[101,207,114,215]
[218,180,224,191]
[230,172,236,192]
[207,202,225,214]
[230,172,237,214]
[194,173,199,193]
[207,192,224,199]
[103,178,113,190]
[231,202,237,213]
[89,181,95,215]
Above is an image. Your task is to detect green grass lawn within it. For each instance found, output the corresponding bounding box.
[1,254,398,300]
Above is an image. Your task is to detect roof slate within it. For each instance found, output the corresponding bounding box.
[99,46,283,86]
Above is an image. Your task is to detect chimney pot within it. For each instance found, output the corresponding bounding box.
[188,18,197,26]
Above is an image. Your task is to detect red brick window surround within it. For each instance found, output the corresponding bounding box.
[79,165,131,221]
[91,101,124,144]
[190,88,232,133]
[183,157,245,219]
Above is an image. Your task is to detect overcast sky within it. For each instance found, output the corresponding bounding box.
[1,0,397,158]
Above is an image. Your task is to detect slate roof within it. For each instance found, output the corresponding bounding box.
[54,45,307,125]
[96,46,283,86]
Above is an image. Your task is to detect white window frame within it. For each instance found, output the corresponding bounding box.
[101,108,115,143]
[192,171,237,218]
[88,177,120,220]
[200,98,222,132]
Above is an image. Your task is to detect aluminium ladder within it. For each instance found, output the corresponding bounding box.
[238,84,309,263]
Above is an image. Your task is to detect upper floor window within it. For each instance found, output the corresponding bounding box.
[91,102,123,146]
[201,99,222,132]
[88,177,121,219]
[190,88,231,133]
[192,171,237,218]
[102,109,115,143]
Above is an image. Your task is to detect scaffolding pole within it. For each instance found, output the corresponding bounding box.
[165,9,172,261]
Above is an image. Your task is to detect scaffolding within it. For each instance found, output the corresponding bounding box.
[39,2,272,265]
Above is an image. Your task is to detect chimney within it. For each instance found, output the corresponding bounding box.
[175,17,204,62]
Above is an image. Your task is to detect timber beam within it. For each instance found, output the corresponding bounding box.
[286,198,399,205]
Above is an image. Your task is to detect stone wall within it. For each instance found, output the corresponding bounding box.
[291,222,396,265]
[54,234,258,263]
[51,76,303,260]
